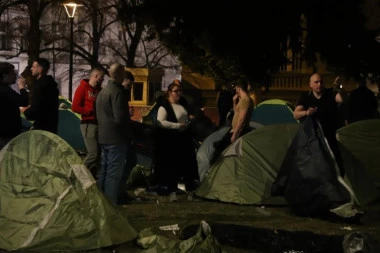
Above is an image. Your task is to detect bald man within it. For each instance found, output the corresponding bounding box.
[95,63,133,205]
[72,67,104,178]
[294,73,344,175]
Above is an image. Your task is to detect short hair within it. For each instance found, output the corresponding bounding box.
[235,77,250,92]
[125,70,134,82]
[0,62,15,80]
[35,58,50,73]
[90,67,104,77]
[109,63,125,83]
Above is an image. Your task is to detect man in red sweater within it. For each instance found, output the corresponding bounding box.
[72,67,104,178]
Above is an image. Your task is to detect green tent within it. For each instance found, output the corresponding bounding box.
[196,120,380,207]
[195,123,301,205]
[0,130,137,251]
[337,119,380,204]
[250,99,298,125]
[58,108,86,151]
[59,96,73,110]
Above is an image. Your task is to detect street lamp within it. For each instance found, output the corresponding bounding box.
[63,2,78,101]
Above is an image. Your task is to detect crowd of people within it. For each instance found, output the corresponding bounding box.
[1,57,379,206]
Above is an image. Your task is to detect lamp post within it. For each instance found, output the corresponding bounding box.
[63,2,78,101]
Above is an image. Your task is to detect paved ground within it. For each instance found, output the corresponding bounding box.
[110,189,380,253]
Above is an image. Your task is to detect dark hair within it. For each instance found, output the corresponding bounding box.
[167,83,180,92]
[0,62,15,80]
[125,70,135,82]
[235,77,250,92]
[36,58,50,73]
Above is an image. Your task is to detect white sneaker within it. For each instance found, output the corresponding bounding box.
[169,192,177,202]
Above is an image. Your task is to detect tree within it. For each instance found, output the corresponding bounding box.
[141,0,379,83]
[0,0,53,68]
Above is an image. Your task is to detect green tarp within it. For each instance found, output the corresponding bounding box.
[0,130,136,251]
[136,221,222,253]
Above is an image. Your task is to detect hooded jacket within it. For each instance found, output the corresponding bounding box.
[72,79,101,123]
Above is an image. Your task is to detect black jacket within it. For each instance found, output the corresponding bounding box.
[0,84,29,139]
[24,75,59,134]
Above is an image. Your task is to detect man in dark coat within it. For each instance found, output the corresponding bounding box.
[23,58,59,134]
[96,63,133,205]
[347,79,379,124]
[0,62,29,149]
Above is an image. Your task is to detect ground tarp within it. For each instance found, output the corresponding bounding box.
[195,123,300,205]
[0,130,137,251]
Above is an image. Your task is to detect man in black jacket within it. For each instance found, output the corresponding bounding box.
[23,58,59,134]
[0,62,29,149]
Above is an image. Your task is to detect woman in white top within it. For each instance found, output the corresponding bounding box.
[153,83,199,198]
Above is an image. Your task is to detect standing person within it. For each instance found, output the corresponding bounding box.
[95,63,133,205]
[216,84,233,127]
[153,82,199,201]
[23,58,59,134]
[230,79,255,142]
[0,62,29,149]
[211,79,254,164]
[346,78,379,124]
[72,67,104,178]
[121,70,139,200]
[293,73,344,175]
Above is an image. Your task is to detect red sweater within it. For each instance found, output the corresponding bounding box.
[72,79,101,123]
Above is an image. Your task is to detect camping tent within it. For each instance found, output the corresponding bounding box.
[195,123,301,205]
[251,99,298,125]
[337,119,380,192]
[0,130,137,251]
[59,96,73,110]
[197,126,231,182]
[58,108,86,151]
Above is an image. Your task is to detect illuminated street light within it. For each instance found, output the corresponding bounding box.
[63,2,78,101]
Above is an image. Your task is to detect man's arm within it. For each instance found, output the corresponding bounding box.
[294,105,317,120]
[335,92,344,104]
[231,98,249,142]
[71,84,88,115]
[294,105,307,120]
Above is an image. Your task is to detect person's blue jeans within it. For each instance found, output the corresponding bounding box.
[97,144,127,205]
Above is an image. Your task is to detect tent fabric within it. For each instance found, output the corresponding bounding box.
[58,96,73,110]
[197,126,231,182]
[136,220,222,253]
[336,119,380,186]
[338,144,380,206]
[0,130,137,251]
[271,117,357,218]
[58,108,86,151]
[251,99,298,125]
[195,123,301,205]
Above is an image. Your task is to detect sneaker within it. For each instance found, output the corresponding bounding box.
[169,192,177,202]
